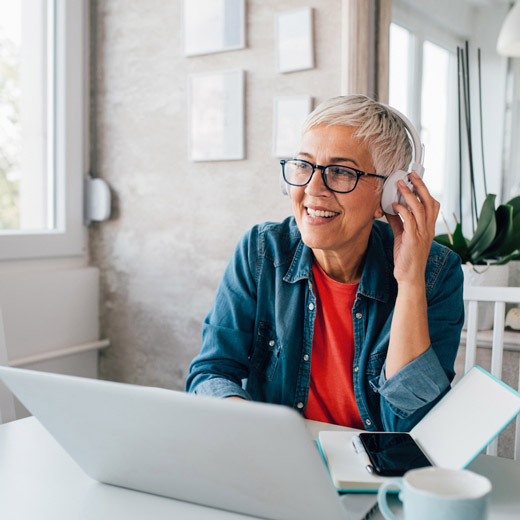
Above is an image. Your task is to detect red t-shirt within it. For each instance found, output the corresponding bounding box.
[303,261,365,429]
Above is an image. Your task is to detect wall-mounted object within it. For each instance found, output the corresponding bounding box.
[183,0,245,57]
[272,96,313,158]
[188,69,245,162]
[275,7,314,73]
[84,175,111,225]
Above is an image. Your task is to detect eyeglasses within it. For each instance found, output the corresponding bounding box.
[280,159,386,194]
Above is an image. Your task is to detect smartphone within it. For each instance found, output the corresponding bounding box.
[358,432,432,477]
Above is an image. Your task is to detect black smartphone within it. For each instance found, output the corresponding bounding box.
[358,432,432,477]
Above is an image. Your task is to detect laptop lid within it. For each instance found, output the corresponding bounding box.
[0,366,347,520]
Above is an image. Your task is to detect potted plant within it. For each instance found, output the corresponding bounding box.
[435,193,520,266]
[434,193,520,328]
[433,43,520,328]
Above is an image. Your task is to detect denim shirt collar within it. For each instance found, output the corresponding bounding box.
[282,220,396,303]
[283,239,314,283]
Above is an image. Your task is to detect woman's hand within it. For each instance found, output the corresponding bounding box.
[384,172,440,379]
[385,172,440,287]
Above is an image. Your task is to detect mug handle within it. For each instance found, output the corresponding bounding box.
[377,479,403,520]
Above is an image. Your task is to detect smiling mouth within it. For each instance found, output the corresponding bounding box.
[306,207,340,218]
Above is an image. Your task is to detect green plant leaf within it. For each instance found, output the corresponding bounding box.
[468,194,497,263]
[495,250,520,265]
[434,224,470,262]
[452,223,469,254]
[434,234,453,248]
[505,195,520,217]
[481,204,513,259]
[498,211,520,257]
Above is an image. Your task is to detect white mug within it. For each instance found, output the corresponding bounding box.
[377,467,492,520]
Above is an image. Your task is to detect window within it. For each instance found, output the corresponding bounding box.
[389,16,460,233]
[0,0,86,260]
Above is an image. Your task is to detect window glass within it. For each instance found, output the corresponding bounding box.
[421,40,451,200]
[389,23,413,117]
[0,1,54,231]
[390,20,459,231]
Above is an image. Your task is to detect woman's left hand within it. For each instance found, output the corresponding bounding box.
[385,172,440,286]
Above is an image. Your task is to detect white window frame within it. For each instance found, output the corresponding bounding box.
[0,0,87,261]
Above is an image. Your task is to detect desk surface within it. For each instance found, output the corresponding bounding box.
[1,417,520,520]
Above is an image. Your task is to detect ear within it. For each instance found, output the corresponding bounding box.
[374,204,384,219]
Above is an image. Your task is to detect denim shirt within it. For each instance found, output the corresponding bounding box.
[186,217,464,432]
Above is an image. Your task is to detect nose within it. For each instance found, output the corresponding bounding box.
[304,167,330,197]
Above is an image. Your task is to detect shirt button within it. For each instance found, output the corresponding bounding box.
[297,402,304,409]
[269,340,275,347]
[365,419,372,426]
[354,366,359,372]
[355,312,363,319]
[303,354,309,361]
[308,303,315,311]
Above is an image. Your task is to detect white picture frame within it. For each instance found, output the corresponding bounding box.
[272,96,313,158]
[188,69,245,162]
[275,7,314,73]
[183,0,246,57]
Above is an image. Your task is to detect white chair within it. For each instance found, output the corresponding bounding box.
[0,307,16,423]
[462,285,520,459]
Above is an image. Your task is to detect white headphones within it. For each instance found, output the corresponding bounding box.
[379,105,425,215]
[280,105,425,216]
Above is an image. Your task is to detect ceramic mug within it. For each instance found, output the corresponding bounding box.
[377,467,492,520]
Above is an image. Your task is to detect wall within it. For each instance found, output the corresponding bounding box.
[92,0,342,389]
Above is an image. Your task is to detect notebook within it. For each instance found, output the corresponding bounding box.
[0,365,365,520]
[318,365,520,492]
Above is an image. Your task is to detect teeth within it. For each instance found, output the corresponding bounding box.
[307,208,339,218]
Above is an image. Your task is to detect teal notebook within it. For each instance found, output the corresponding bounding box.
[318,365,520,492]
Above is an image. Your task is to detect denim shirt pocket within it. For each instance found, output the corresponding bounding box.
[365,349,386,378]
[249,321,281,382]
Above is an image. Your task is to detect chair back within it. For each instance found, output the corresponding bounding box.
[463,285,520,459]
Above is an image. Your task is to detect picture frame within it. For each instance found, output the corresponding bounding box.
[188,69,245,162]
[272,96,313,158]
[183,0,246,57]
[275,7,314,73]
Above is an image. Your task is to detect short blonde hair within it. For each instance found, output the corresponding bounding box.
[302,95,412,179]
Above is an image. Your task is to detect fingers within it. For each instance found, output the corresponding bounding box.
[409,172,440,219]
[394,172,440,232]
[386,213,404,236]
[392,200,417,237]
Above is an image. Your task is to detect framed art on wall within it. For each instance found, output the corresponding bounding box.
[276,7,314,73]
[188,69,245,161]
[183,0,245,56]
[272,96,313,158]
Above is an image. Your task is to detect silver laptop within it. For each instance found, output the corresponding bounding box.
[0,366,376,520]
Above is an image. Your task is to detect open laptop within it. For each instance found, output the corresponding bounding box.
[0,366,377,520]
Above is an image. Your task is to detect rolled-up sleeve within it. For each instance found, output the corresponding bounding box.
[370,346,451,417]
[372,248,464,431]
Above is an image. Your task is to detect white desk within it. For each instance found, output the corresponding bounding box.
[1,418,520,520]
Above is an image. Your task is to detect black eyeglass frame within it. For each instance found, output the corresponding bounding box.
[280,159,386,194]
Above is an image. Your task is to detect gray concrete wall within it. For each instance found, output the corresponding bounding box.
[91,1,342,389]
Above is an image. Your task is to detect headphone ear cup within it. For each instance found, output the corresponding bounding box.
[381,170,411,215]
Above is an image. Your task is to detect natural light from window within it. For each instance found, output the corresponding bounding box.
[0,1,54,232]
[389,22,458,230]
[421,41,451,199]
[389,23,412,118]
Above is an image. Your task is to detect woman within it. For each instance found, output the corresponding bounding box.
[186,95,464,432]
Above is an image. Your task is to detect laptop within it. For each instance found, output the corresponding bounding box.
[0,366,377,520]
